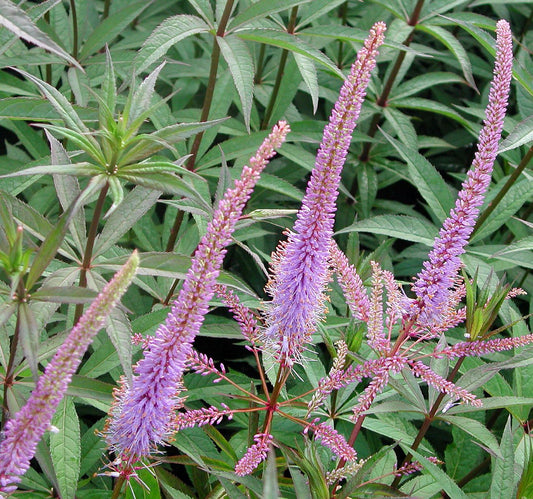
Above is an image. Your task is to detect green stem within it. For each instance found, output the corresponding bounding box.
[74,182,109,324]
[103,0,112,20]
[1,281,26,428]
[164,0,235,253]
[337,2,348,68]
[69,0,78,61]
[254,44,267,84]
[261,6,299,130]
[472,145,533,236]
[111,475,126,499]
[391,357,465,489]
[352,0,425,180]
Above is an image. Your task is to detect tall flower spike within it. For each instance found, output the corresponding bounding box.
[265,22,386,366]
[412,20,513,325]
[0,252,139,494]
[105,122,289,464]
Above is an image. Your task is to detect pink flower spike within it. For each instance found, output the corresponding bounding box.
[0,252,139,494]
[306,422,357,461]
[235,433,273,476]
[412,20,513,325]
[105,123,289,465]
[265,22,386,366]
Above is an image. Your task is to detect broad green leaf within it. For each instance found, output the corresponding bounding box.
[0,97,95,122]
[390,72,467,101]
[125,467,161,499]
[18,302,39,380]
[0,162,100,178]
[441,415,502,459]
[381,129,455,221]
[0,0,82,69]
[336,215,438,245]
[499,115,533,153]
[96,252,255,296]
[93,186,161,257]
[66,375,114,405]
[136,15,210,73]
[187,0,214,25]
[471,180,533,242]
[50,397,81,499]
[79,419,107,477]
[293,52,318,113]
[126,61,166,130]
[383,107,418,151]
[491,418,516,499]
[237,29,343,79]
[263,447,281,498]
[79,1,150,60]
[297,0,346,28]
[119,117,229,165]
[105,307,133,382]
[25,175,107,290]
[228,0,312,31]
[356,162,377,219]
[217,35,254,131]
[417,24,476,90]
[14,69,91,135]
[393,97,471,127]
[409,449,468,499]
[31,286,97,304]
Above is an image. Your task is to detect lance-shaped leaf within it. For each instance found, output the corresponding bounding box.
[0,0,82,70]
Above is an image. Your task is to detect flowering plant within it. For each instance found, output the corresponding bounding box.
[0,1,532,498]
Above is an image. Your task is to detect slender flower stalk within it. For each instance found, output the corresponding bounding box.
[265,22,386,366]
[105,122,289,464]
[412,20,513,325]
[0,252,139,494]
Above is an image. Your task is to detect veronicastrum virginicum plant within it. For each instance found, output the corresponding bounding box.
[1,1,533,498]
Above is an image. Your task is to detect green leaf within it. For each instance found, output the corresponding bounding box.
[382,107,418,151]
[293,52,318,113]
[390,72,467,101]
[499,115,533,153]
[490,417,516,499]
[393,97,471,127]
[356,162,377,219]
[136,15,210,73]
[381,129,455,221]
[93,186,161,257]
[336,215,438,245]
[0,162,100,178]
[0,0,82,70]
[409,449,468,499]
[228,0,312,31]
[50,397,81,499]
[217,35,254,131]
[18,302,39,380]
[79,1,151,60]
[417,24,476,90]
[66,375,114,405]
[120,118,228,165]
[13,69,91,134]
[237,29,343,79]
[441,415,502,459]
[106,308,133,382]
[471,180,533,242]
[0,97,95,122]
[262,446,281,498]
[31,286,97,304]
[25,176,107,290]
[125,467,161,499]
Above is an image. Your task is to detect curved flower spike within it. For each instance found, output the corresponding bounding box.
[105,122,289,464]
[0,251,139,494]
[413,20,513,325]
[265,22,387,366]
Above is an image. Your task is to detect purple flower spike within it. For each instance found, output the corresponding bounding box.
[265,22,386,366]
[105,122,289,464]
[413,20,513,325]
[0,252,139,494]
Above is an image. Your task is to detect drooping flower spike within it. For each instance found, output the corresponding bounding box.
[265,21,387,366]
[412,19,513,326]
[0,252,139,494]
[105,122,289,464]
